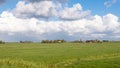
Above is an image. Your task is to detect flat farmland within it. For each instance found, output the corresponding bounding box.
[0,42,119,68]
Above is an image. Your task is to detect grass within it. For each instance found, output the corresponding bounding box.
[0,42,119,68]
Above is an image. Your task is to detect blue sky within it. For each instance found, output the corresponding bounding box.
[69,0,120,17]
[0,0,120,41]
[0,0,18,12]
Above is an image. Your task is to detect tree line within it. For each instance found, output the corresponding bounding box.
[0,39,114,44]
[40,39,109,43]
[41,40,66,43]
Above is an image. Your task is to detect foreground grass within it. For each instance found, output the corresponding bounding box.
[0,42,119,68]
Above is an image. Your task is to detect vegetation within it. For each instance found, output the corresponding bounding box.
[71,39,102,43]
[20,41,33,43]
[41,39,103,43]
[0,40,5,44]
[71,39,83,43]
[102,40,109,42]
[41,40,66,43]
[85,39,102,43]
[0,42,119,68]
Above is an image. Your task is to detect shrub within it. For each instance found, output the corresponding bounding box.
[86,39,102,43]
[0,40,5,44]
[103,40,109,42]
[71,40,83,43]
[20,41,33,43]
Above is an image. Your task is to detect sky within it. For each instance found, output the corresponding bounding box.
[0,0,120,42]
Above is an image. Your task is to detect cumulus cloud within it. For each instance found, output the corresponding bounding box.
[0,0,6,5]
[104,0,117,8]
[58,3,90,20]
[0,11,120,41]
[13,1,90,20]
[13,1,61,19]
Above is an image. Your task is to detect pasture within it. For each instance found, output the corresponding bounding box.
[0,42,120,68]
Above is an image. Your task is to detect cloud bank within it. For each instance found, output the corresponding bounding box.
[0,0,120,41]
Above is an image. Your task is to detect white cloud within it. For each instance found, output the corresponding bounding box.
[13,1,60,19]
[58,3,90,20]
[0,11,120,41]
[104,0,117,8]
[13,1,90,20]
[103,13,120,31]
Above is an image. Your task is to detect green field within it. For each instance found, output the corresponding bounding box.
[0,42,120,68]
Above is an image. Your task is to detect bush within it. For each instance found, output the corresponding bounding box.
[20,41,33,43]
[103,40,109,42]
[71,40,83,43]
[0,40,5,44]
[86,39,102,43]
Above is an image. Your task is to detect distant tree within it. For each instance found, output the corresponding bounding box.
[72,39,83,43]
[41,39,66,43]
[20,41,33,43]
[86,39,102,43]
[41,40,52,43]
[61,39,66,43]
[103,40,109,42]
[0,40,5,44]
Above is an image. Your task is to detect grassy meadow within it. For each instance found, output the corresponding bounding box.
[0,42,120,68]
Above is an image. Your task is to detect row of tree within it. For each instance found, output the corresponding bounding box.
[0,39,111,44]
[41,39,109,43]
[20,41,33,43]
[71,39,102,43]
[41,40,66,43]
